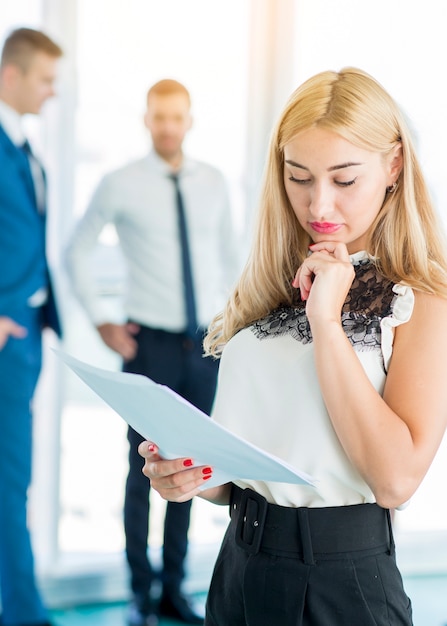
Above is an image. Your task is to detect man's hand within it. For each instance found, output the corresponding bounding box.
[97,322,140,361]
[0,316,27,350]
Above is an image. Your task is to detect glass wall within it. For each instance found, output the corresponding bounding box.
[58,0,251,587]
[0,3,42,39]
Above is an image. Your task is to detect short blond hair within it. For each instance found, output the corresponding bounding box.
[146,79,190,106]
[1,27,63,72]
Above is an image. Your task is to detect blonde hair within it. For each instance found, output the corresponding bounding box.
[1,28,62,71]
[205,67,447,357]
[147,79,190,106]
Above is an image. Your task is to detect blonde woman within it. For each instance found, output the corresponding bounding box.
[139,68,447,625]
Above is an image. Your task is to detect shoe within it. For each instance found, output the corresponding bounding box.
[159,592,204,624]
[127,593,159,626]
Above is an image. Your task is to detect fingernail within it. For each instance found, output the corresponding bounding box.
[148,443,156,453]
[203,475,212,481]
[202,467,212,475]
[183,459,193,467]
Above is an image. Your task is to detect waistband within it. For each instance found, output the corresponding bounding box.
[230,485,393,564]
[128,321,208,337]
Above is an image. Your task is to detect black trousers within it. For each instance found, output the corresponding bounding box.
[123,324,219,597]
[205,486,413,626]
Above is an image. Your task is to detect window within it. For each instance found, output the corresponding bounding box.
[59,0,251,571]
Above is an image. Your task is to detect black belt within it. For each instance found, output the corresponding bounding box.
[230,485,393,565]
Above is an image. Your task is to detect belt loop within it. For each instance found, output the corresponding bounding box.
[234,488,268,555]
[229,483,237,519]
[386,508,396,556]
[298,508,315,565]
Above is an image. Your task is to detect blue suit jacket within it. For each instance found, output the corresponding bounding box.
[0,123,61,336]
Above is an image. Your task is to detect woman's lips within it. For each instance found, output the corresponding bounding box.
[310,222,343,234]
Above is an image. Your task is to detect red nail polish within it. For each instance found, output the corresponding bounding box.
[202,467,212,475]
[148,443,156,453]
[183,459,193,467]
[203,475,212,480]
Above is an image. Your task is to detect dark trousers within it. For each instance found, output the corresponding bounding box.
[123,324,219,597]
[205,487,413,626]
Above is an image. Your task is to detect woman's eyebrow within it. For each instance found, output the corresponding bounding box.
[328,162,363,172]
[284,159,308,170]
[284,159,363,172]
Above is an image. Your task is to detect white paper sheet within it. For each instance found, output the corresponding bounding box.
[56,350,316,489]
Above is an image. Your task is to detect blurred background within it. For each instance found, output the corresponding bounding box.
[1,0,447,622]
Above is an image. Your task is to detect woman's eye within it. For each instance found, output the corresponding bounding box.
[288,175,358,187]
[335,178,357,187]
[288,176,310,185]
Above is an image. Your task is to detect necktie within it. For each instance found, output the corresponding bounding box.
[170,174,198,337]
[20,140,49,307]
[21,139,46,213]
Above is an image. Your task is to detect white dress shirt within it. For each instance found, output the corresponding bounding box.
[0,100,26,145]
[66,150,240,329]
[0,101,45,212]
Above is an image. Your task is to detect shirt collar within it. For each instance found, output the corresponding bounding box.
[147,148,197,178]
[350,250,376,266]
[0,99,25,146]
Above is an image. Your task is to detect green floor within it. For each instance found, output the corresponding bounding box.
[50,592,207,625]
[50,603,197,625]
[48,578,447,626]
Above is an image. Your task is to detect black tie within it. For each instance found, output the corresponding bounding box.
[21,139,32,155]
[170,174,198,337]
[20,139,46,213]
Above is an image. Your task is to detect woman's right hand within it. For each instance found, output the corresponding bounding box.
[138,441,214,502]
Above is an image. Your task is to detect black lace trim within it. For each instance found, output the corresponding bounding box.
[251,258,396,350]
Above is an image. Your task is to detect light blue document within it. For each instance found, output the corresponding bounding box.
[56,350,315,489]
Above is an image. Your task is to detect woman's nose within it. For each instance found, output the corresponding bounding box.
[308,183,333,219]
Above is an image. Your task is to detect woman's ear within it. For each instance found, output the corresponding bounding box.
[388,143,403,182]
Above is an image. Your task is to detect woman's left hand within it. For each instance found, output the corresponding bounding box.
[292,242,355,324]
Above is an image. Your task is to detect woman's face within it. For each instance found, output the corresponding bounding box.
[283,127,401,254]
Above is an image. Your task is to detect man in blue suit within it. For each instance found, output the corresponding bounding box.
[0,28,62,626]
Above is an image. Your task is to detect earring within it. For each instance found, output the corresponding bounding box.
[386,181,398,193]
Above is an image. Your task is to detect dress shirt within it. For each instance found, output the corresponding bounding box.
[0,100,26,145]
[0,102,47,211]
[66,150,240,330]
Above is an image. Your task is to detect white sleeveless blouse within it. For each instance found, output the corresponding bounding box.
[211,252,414,507]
